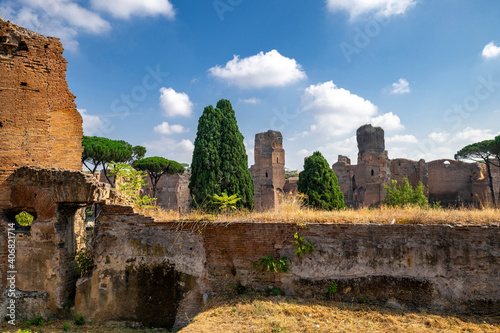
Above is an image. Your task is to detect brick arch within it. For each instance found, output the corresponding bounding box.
[10,185,57,220]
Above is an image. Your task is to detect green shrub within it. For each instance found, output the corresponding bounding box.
[327,282,337,295]
[294,233,316,258]
[63,322,71,331]
[383,177,428,208]
[251,255,291,273]
[75,312,85,326]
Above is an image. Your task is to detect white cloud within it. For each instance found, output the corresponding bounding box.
[390,78,410,94]
[482,41,500,59]
[450,127,496,143]
[78,109,112,136]
[143,137,194,163]
[386,134,417,143]
[22,0,110,33]
[153,122,187,135]
[300,81,378,136]
[90,0,175,19]
[239,98,261,104]
[370,112,404,130]
[159,87,193,117]
[326,0,416,19]
[208,50,307,89]
[428,131,450,144]
[391,127,500,162]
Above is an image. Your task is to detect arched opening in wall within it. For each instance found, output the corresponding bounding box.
[277,157,279,164]
[2,208,37,234]
[266,171,268,178]
[371,169,374,176]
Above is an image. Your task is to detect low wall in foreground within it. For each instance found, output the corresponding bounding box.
[74,205,500,328]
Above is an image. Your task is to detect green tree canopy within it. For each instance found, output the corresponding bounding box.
[455,139,497,206]
[82,136,146,187]
[297,151,345,210]
[383,178,428,208]
[129,145,147,164]
[133,157,185,198]
[189,99,254,209]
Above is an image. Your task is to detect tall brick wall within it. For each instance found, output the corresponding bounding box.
[0,19,82,209]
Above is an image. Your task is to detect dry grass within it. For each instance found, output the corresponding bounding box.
[137,193,500,226]
[2,295,498,332]
[179,294,500,333]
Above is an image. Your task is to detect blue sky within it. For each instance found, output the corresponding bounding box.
[2,0,500,170]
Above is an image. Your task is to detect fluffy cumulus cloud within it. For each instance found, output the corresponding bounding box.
[159,87,193,117]
[208,50,307,89]
[326,0,416,19]
[482,42,500,59]
[390,78,410,94]
[90,0,175,19]
[1,0,174,51]
[300,81,378,136]
[153,121,187,135]
[370,112,404,130]
[78,109,112,136]
[143,137,194,163]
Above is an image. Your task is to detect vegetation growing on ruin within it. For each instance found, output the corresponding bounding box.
[383,177,428,208]
[190,99,254,210]
[15,211,34,226]
[250,255,291,273]
[109,162,156,208]
[137,192,500,225]
[297,151,345,210]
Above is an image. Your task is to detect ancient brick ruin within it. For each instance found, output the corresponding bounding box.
[333,124,500,207]
[250,130,286,211]
[0,20,499,329]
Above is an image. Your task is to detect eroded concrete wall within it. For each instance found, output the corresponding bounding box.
[75,211,500,329]
[75,204,205,329]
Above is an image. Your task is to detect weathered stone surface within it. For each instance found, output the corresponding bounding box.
[335,124,500,207]
[75,205,205,329]
[250,130,285,211]
[357,124,385,158]
[0,19,83,209]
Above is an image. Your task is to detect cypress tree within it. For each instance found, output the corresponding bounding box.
[297,151,345,210]
[190,99,254,209]
[217,99,254,209]
[189,105,222,207]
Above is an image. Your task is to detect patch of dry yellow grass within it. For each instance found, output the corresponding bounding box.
[179,294,500,333]
[137,193,500,226]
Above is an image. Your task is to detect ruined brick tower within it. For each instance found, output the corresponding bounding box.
[352,124,390,206]
[0,19,83,209]
[250,130,285,211]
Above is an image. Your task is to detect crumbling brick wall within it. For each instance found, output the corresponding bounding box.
[0,19,82,209]
[0,19,83,310]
